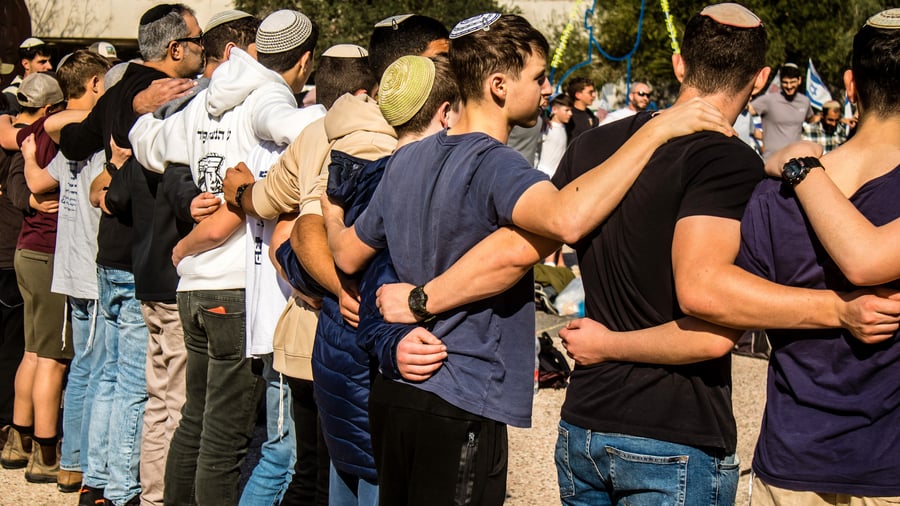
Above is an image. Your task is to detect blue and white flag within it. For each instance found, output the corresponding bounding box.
[806,59,832,110]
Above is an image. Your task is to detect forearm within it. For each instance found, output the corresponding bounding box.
[794,168,900,285]
[90,170,111,208]
[174,206,244,260]
[425,226,559,314]
[606,318,740,364]
[23,155,57,194]
[0,116,17,150]
[292,214,342,296]
[44,109,90,144]
[682,263,845,330]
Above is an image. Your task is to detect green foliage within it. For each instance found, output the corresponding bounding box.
[233,0,517,56]
[545,0,892,103]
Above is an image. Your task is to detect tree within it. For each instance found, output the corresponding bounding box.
[546,0,892,105]
[234,0,517,58]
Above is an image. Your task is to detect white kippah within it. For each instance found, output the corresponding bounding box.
[256,10,313,54]
[867,8,900,29]
[205,10,253,33]
[321,44,368,58]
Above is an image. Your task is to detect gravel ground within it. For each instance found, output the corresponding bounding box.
[0,313,767,506]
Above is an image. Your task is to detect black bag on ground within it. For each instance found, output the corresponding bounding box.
[538,332,571,389]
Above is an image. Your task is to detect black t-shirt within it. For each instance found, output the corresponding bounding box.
[565,107,597,143]
[551,112,763,453]
[60,63,168,271]
[0,148,24,268]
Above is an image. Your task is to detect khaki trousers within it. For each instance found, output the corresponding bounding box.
[752,476,900,506]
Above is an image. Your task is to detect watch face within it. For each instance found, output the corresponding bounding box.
[783,160,803,183]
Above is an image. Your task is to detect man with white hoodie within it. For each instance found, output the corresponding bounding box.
[129,10,324,505]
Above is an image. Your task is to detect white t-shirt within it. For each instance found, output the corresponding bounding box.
[244,141,292,357]
[536,121,567,178]
[48,151,104,300]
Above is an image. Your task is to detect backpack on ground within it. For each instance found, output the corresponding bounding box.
[537,332,571,389]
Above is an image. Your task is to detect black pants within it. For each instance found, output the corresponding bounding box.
[0,268,24,426]
[282,376,330,506]
[369,374,508,506]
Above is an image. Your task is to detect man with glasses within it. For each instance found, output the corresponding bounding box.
[750,62,813,159]
[600,81,652,125]
[57,4,203,505]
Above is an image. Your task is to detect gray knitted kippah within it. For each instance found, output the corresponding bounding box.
[256,10,313,54]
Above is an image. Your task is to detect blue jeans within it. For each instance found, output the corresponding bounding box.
[60,297,105,473]
[555,420,739,506]
[240,354,296,506]
[84,266,148,506]
[165,290,263,506]
[329,462,378,506]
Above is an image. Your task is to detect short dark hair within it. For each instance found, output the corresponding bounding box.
[450,14,549,104]
[550,94,573,109]
[851,23,900,117]
[56,50,112,100]
[680,13,767,95]
[202,16,260,62]
[368,15,449,79]
[257,21,319,74]
[780,64,802,79]
[314,55,377,109]
[565,76,593,99]
[394,55,459,138]
[19,44,50,61]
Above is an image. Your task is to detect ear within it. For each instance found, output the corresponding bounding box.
[298,51,312,75]
[91,75,102,93]
[488,72,507,103]
[169,40,184,61]
[751,66,771,95]
[222,42,237,61]
[436,101,452,128]
[843,69,857,105]
[672,54,686,83]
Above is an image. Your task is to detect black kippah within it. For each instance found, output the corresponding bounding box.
[140,4,179,26]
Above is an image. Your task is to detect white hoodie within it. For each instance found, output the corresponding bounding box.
[129,48,325,291]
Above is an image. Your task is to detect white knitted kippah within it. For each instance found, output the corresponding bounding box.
[256,10,313,54]
[867,8,900,29]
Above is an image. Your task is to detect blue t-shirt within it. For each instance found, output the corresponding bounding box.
[354,130,547,428]
[736,166,900,496]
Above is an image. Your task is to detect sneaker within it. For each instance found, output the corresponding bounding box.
[1,426,32,469]
[58,468,83,493]
[24,439,59,483]
[78,485,108,506]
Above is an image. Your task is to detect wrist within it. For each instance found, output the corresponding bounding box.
[232,182,251,208]
[408,285,435,322]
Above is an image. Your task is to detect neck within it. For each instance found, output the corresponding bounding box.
[574,102,587,111]
[66,95,95,111]
[142,59,179,78]
[448,99,512,143]
[676,87,747,125]
[14,111,41,125]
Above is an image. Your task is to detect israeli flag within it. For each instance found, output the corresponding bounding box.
[806,59,832,110]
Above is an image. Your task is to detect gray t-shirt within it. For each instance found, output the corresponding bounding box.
[48,150,104,299]
[751,92,813,159]
[355,130,547,428]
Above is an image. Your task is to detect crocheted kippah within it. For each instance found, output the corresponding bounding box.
[867,8,900,29]
[17,73,64,108]
[321,44,368,58]
[700,3,761,28]
[379,55,435,127]
[0,58,13,75]
[205,10,253,33]
[256,10,313,54]
[450,13,501,39]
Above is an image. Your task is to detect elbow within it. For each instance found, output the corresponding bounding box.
[677,287,726,325]
[332,252,361,276]
[842,266,889,287]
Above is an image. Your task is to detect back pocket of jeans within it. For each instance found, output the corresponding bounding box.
[199,307,245,360]
[607,446,688,505]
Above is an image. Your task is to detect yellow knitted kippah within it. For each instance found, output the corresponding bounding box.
[379,56,435,127]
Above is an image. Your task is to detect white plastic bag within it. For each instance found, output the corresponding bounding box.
[553,278,584,317]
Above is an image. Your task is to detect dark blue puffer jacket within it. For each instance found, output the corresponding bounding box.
[312,151,399,482]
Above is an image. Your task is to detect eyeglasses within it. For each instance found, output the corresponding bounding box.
[635,91,651,98]
[172,35,203,47]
